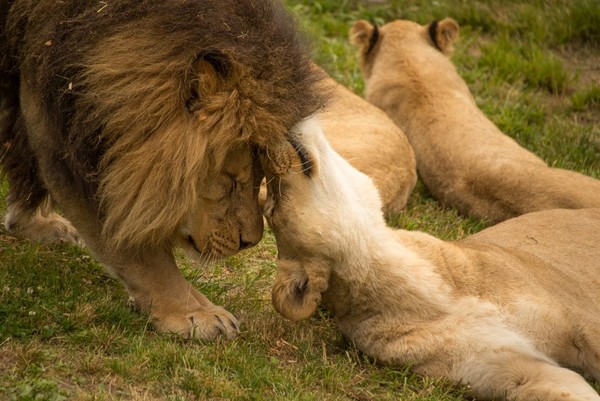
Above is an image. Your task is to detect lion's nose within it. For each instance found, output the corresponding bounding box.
[238,235,255,250]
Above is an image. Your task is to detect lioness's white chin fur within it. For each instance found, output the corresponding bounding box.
[296,115,386,221]
[270,120,600,400]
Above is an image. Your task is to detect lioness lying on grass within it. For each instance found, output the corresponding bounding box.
[263,118,600,401]
[350,18,600,223]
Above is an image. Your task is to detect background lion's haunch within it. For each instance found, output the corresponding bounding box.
[0,0,324,339]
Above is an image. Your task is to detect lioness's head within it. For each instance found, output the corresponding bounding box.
[349,17,459,87]
[262,117,383,320]
[350,18,459,74]
[176,144,264,261]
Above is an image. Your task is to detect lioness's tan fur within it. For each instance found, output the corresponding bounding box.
[316,69,416,216]
[260,68,417,216]
[264,118,600,401]
[350,18,600,223]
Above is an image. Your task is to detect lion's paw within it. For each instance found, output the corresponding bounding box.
[154,305,240,340]
[4,209,83,246]
[37,213,82,245]
[188,306,240,340]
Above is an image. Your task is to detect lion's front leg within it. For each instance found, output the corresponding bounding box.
[108,249,239,340]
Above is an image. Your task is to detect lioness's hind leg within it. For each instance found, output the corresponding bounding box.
[506,360,600,401]
[572,325,600,382]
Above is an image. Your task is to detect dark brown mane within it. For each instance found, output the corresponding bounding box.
[2,0,325,248]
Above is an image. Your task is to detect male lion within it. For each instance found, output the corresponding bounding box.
[349,18,600,223]
[0,0,322,340]
[264,118,600,401]
[260,67,417,216]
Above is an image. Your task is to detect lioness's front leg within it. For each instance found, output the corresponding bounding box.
[355,316,600,401]
[456,348,600,401]
[105,249,239,340]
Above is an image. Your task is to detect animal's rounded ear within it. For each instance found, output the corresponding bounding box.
[259,133,315,179]
[271,260,329,321]
[350,20,379,55]
[186,52,232,112]
[428,18,459,55]
[259,139,298,176]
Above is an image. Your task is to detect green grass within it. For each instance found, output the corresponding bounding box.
[1,1,599,400]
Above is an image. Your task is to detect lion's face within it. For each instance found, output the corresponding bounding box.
[177,145,264,261]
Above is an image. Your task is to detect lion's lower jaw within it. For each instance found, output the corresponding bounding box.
[176,232,237,262]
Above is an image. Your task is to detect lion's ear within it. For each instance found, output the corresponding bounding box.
[271,260,329,321]
[428,18,459,55]
[186,52,232,111]
[350,20,380,55]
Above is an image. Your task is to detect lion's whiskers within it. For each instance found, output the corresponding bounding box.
[264,175,278,187]
[277,176,283,198]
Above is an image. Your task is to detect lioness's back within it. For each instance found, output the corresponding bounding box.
[463,208,600,296]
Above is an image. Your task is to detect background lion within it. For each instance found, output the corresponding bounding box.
[264,118,600,401]
[350,18,600,223]
[0,0,322,339]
